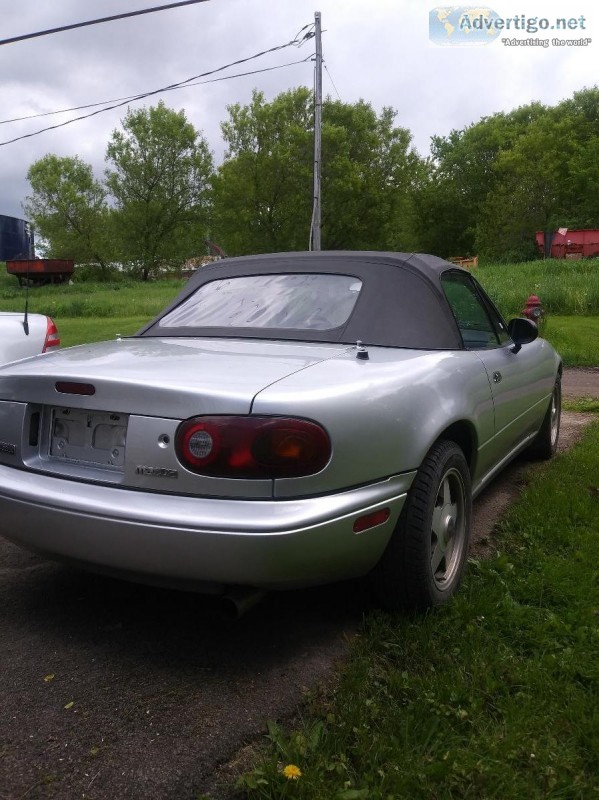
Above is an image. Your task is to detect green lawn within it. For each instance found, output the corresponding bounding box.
[542,315,599,367]
[57,317,151,348]
[0,272,184,319]
[237,421,599,800]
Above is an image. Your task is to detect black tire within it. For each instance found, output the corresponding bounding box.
[372,440,472,612]
[526,377,561,460]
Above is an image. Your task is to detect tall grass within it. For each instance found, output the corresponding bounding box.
[0,269,184,319]
[476,259,599,316]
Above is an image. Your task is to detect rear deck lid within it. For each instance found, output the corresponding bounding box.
[0,337,349,417]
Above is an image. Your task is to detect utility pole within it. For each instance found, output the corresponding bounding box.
[311,10,322,251]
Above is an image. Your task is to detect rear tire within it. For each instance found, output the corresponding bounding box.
[527,376,561,460]
[372,440,472,612]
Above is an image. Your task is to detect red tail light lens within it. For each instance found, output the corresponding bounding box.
[176,416,331,478]
[43,317,60,352]
[55,381,96,396]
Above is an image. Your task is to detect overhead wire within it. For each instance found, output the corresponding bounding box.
[0,56,313,127]
[0,0,211,47]
[0,31,315,147]
[324,64,341,101]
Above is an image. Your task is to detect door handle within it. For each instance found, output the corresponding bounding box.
[493,371,502,384]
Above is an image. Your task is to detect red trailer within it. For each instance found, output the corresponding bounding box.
[6,258,74,286]
[536,229,599,259]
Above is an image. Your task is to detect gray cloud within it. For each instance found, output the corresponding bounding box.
[1,0,597,221]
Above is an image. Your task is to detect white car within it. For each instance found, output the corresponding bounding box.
[0,312,60,363]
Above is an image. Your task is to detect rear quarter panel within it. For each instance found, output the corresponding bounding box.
[252,348,495,498]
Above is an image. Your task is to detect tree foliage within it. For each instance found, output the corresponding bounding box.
[24,85,599,272]
[321,100,421,250]
[211,88,421,254]
[24,154,113,273]
[105,102,213,279]
[212,89,313,255]
[417,87,599,260]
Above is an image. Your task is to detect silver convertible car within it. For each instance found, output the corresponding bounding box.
[0,252,561,611]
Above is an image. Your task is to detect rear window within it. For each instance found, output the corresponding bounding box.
[158,273,362,331]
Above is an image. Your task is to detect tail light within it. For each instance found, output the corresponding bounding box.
[42,317,60,352]
[176,416,331,479]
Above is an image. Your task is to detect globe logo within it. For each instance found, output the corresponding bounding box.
[430,7,502,45]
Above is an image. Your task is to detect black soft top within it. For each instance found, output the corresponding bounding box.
[138,251,466,350]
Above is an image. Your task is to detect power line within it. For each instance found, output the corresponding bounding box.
[0,0,211,47]
[0,33,313,147]
[324,64,341,101]
[0,57,313,127]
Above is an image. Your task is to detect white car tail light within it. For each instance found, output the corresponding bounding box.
[42,317,60,352]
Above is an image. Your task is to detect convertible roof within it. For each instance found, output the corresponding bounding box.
[139,251,466,350]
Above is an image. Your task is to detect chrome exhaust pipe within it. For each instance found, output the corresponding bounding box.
[221,587,266,618]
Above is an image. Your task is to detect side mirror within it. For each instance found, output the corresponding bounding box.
[508,317,538,353]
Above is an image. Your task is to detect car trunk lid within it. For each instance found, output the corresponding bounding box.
[0,337,350,497]
[0,337,349,417]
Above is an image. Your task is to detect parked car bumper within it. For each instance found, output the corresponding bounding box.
[0,466,415,590]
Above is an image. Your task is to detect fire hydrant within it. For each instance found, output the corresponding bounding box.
[522,294,543,323]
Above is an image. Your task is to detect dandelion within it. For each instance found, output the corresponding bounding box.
[282,764,302,780]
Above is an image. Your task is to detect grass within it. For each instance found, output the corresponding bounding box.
[475,259,599,316]
[2,259,599,315]
[58,317,151,348]
[1,262,598,363]
[541,316,599,368]
[563,397,599,413]
[0,270,184,319]
[237,421,599,800]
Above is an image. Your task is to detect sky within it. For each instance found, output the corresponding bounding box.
[0,0,597,220]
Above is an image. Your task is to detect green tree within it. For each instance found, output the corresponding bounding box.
[212,88,422,255]
[321,100,421,250]
[105,102,214,280]
[555,87,599,228]
[413,103,547,257]
[474,88,599,260]
[212,89,313,255]
[24,154,113,273]
[418,88,599,261]
[476,115,579,261]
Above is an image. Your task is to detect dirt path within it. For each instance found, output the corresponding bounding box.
[562,366,599,399]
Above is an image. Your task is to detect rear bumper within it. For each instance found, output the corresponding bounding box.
[0,466,414,590]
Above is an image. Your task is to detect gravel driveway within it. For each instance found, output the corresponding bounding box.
[1,368,597,800]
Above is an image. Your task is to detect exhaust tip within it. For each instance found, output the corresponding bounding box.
[220,587,266,619]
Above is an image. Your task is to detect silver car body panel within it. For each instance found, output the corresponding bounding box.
[0,465,413,588]
[0,337,350,418]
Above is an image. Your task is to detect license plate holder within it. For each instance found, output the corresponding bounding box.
[49,407,129,470]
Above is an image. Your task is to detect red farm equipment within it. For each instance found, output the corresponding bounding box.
[6,259,75,286]
[536,229,599,259]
